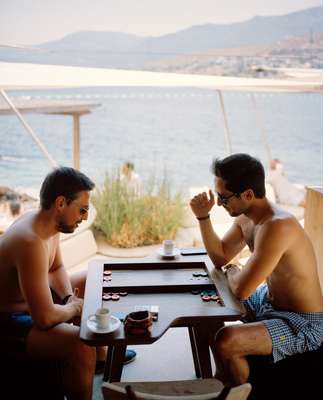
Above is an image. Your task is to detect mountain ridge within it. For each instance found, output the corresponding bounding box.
[1,5,323,73]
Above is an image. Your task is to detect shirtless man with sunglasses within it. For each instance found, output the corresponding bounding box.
[0,167,96,400]
[190,153,323,387]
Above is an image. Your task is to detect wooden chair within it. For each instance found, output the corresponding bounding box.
[102,379,251,400]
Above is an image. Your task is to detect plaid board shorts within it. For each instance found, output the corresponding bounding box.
[243,284,323,363]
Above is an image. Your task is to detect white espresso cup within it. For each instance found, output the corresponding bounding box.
[88,307,111,329]
[163,239,174,255]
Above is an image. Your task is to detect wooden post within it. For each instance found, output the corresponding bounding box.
[72,113,81,170]
[304,186,323,292]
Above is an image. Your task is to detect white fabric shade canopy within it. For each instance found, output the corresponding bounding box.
[1,61,323,92]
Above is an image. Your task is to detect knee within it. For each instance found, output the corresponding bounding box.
[70,339,96,371]
[215,326,239,358]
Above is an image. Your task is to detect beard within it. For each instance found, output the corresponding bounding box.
[228,210,240,217]
[57,216,79,234]
[224,206,245,217]
[57,221,76,234]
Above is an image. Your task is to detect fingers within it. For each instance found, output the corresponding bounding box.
[209,189,215,203]
[75,302,83,316]
[190,190,212,206]
[74,297,83,315]
[190,192,205,204]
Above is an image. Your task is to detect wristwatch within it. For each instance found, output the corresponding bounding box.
[62,294,73,304]
[222,263,236,275]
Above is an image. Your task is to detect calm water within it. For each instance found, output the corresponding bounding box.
[0,87,322,197]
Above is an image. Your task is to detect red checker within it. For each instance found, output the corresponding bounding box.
[202,295,211,302]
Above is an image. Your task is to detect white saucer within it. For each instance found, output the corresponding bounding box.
[87,315,121,334]
[157,247,180,259]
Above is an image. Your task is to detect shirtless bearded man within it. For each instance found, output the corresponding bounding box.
[0,167,96,400]
[190,153,323,386]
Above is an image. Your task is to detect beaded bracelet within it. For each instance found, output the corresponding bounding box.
[196,215,210,221]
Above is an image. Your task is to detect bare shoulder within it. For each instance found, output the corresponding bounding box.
[236,214,248,225]
[261,208,300,240]
[14,232,47,275]
[235,214,250,229]
[3,212,44,253]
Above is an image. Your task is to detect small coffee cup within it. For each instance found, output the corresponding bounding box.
[88,307,111,329]
[163,239,174,255]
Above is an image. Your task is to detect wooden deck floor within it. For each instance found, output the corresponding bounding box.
[92,327,218,400]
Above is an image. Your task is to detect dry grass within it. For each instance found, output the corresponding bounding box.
[93,172,184,248]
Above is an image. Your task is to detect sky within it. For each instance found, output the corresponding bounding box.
[1,0,323,45]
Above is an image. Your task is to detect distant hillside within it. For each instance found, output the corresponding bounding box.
[145,32,323,76]
[1,5,323,71]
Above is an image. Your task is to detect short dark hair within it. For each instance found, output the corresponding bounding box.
[5,193,21,216]
[124,161,134,171]
[40,167,95,210]
[211,153,265,198]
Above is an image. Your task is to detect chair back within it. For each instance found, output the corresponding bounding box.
[102,380,251,400]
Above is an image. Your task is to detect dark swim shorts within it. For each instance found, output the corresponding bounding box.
[0,312,33,356]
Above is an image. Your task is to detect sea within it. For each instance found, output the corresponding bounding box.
[0,87,322,199]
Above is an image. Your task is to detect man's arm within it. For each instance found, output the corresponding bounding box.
[226,219,294,300]
[48,237,73,302]
[16,238,82,329]
[190,190,246,267]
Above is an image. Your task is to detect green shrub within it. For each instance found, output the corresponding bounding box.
[92,172,184,248]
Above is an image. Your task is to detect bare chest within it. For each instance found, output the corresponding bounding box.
[241,222,258,252]
[44,238,57,270]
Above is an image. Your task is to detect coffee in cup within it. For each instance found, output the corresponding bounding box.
[163,239,174,255]
[88,307,111,329]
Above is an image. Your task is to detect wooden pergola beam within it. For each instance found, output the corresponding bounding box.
[0,98,100,169]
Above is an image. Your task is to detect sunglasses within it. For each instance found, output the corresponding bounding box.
[79,207,89,215]
[66,198,89,215]
[216,192,240,205]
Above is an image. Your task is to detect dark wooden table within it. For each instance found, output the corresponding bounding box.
[80,254,245,382]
